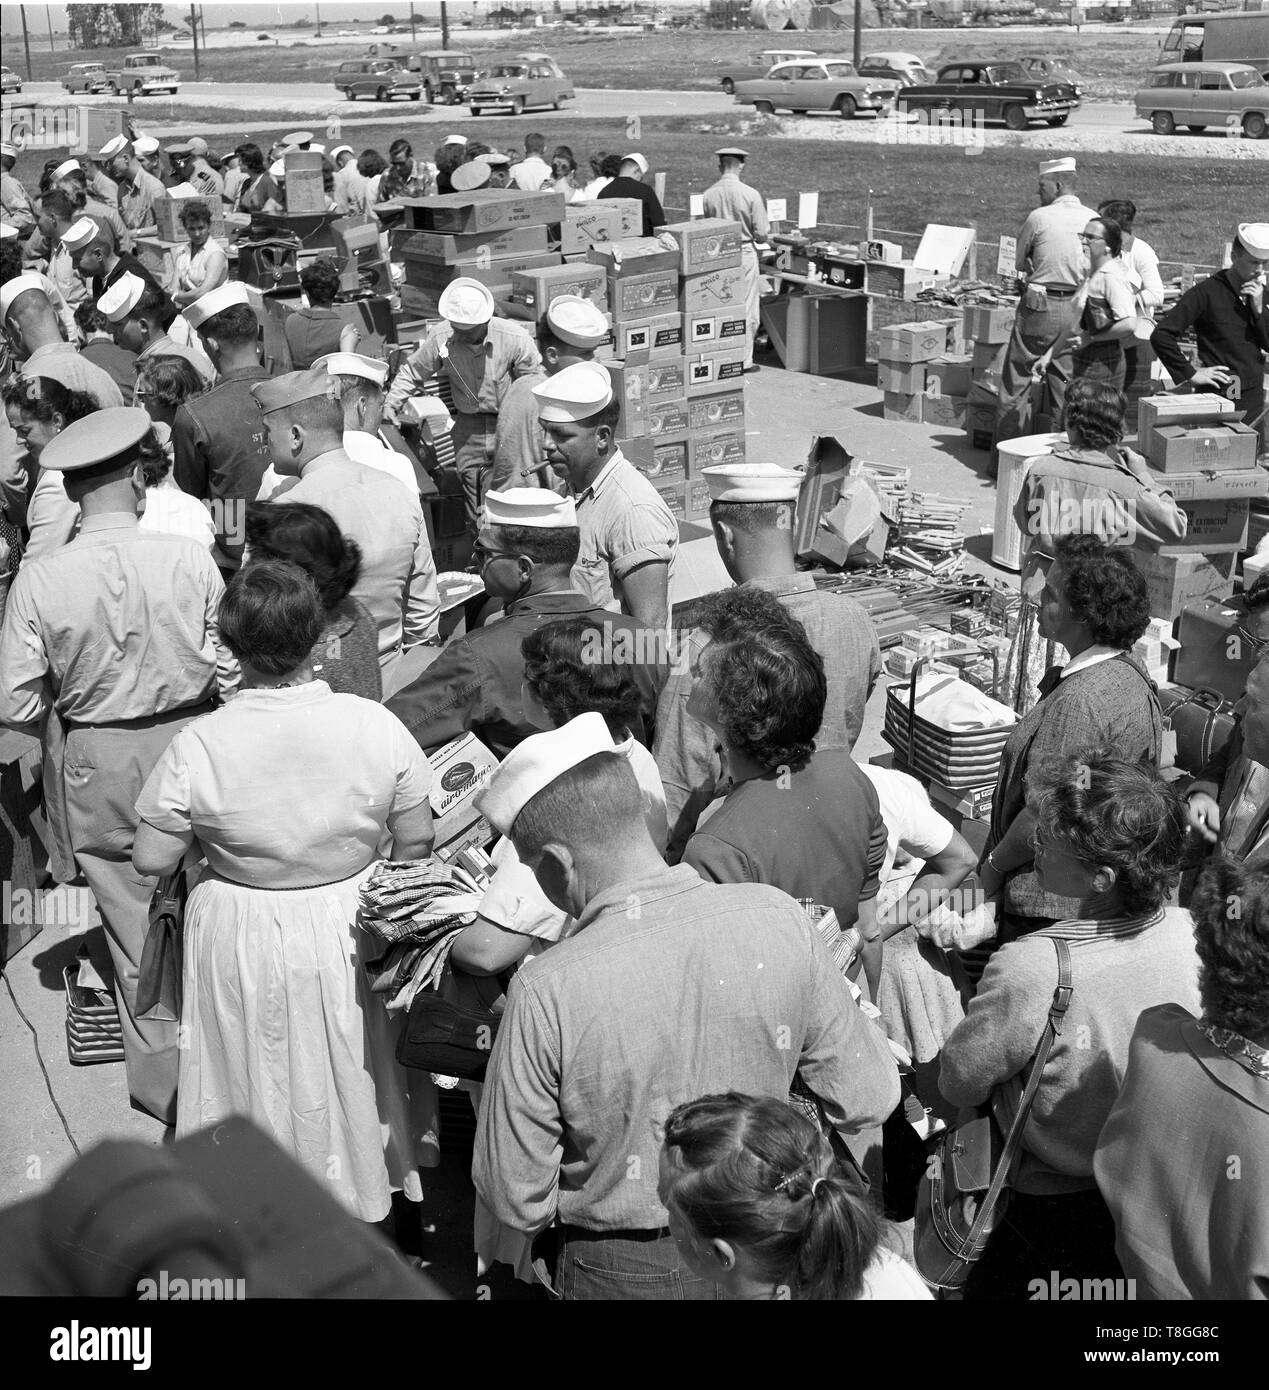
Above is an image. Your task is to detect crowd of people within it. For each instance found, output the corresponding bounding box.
[0,126,1266,1302]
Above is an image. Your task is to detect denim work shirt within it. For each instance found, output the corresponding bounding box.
[472,864,900,1236]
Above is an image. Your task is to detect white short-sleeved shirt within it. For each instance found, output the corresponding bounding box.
[570,452,679,612]
[855,1245,933,1301]
[478,736,667,951]
[860,764,955,882]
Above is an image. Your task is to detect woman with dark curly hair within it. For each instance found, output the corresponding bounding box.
[680,585,888,1001]
[283,256,346,369]
[942,751,1200,1300]
[658,1092,930,1300]
[978,533,1162,957]
[233,141,282,214]
[1096,856,1269,1299]
[352,149,388,211]
[244,501,381,700]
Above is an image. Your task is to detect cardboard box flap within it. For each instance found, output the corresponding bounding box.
[913,224,975,277]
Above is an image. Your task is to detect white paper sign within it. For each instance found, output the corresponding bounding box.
[996,234,1017,279]
[797,192,819,230]
[689,193,706,217]
[766,198,787,223]
[1181,263,1196,291]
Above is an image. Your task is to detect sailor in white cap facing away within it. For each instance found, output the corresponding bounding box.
[533,360,678,631]
[385,486,664,757]
[1,140,36,237]
[995,157,1098,446]
[491,294,611,492]
[1153,221,1269,456]
[316,350,421,497]
[653,462,882,862]
[2,273,123,403]
[470,706,898,1299]
[329,143,362,213]
[597,151,666,237]
[703,147,768,371]
[103,136,167,236]
[255,369,440,680]
[384,276,542,536]
[0,407,237,1126]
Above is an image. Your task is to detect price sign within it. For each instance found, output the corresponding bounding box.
[689,193,706,217]
[766,198,787,223]
[996,234,1017,280]
[797,192,819,230]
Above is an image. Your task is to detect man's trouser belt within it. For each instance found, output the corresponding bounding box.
[455,411,499,431]
[558,1224,672,1243]
[1035,284,1079,298]
[66,699,215,733]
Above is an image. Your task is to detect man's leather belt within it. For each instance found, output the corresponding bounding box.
[1040,285,1079,297]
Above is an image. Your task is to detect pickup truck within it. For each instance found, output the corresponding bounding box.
[117,53,180,95]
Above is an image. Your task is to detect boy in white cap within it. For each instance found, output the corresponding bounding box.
[317,350,420,496]
[508,132,551,192]
[385,487,664,757]
[491,294,611,491]
[1,141,35,237]
[703,148,767,371]
[654,462,882,862]
[103,136,167,235]
[254,368,440,675]
[1153,221,1269,456]
[132,134,163,180]
[329,144,363,213]
[470,711,898,1298]
[533,359,678,631]
[384,277,542,535]
[0,407,237,1125]
[596,152,666,236]
[996,157,1097,444]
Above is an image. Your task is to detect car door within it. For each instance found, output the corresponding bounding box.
[1171,69,1200,122]
[796,64,827,110]
[1193,69,1229,125]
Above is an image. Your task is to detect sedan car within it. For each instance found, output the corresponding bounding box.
[1018,56,1086,99]
[2,65,22,95]
[62,62,115,94]
[734,58,900,119]
[859,51,931,86]
[1134,60,1268,139]
[469,53,572,115]
[335,59,423,102]
[719,49,816,95]
[898,61,1080,129]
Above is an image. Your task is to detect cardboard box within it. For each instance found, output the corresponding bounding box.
[795,434,852,564]
[685,343,747,395]
[645,358,688,404]
[608,269,680,323]
[1147,422,1260,475]
[1166,499,1251,554]
[962,304,1015,345]
[687,426,746,472]
[647,397,691,438]
[867,262,937,299]
[876,322,946,365]
[400,189,566,234]
[1145,464,1269,502]
[654,478,687,521]
[659,218,744,274]
[965,401,997,451]
[685,309,748,348]
[925,353,974,399]
[656,475,711,522]
[615,312,683,359]
[680,263,747,315]
[1136,393,1235,456]
[283,150,326,214]
[616,435,653,471]
[606,361,649,439]
[152,194,226,242]
[1131,548,1237,617]
[971,340,1007,377]
[587,237,681,278]
[391,224,549,262]
[560,202,625,254]
[688,389,745,433]
[646,432,690,483]
[883,390,924,424]
[428,733,498,860]
[509,262,607,318]
[877,360,926,395]
[921,392,969,430]
[600,198,644,239]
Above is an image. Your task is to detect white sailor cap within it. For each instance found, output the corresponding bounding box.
[98,134,130,160]
[133,135,160,156]
[533,360,613,423]
[0,222,17,241]
[544,295,610,351]
[53,158,82,179]
[330,144,354,161]
[61,216,100,253]
[476,712,616,838]
[442,134,468,147]
[0,273,49,321]
[40,406,152,474]
[97,270,147,323]
[451,159,491,192]
[715,147,749,159]
[0,143,17,160]
[437,277,494,327]
[315,351,389,387]
[1236,222,1269,259]
[483,487,578,530]
[268,159,286,178]
[182,280,252,329]
[622,152,649,176]
[481,152,511,168]
[702,462,801,504]
[283,130,314,148]
[1039,157,1076,176]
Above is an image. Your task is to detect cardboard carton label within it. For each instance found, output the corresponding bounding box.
[680,263,747,314]
[688,390,745,432]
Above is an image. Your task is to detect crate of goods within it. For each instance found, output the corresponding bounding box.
[877,360,926,394]
[688,389,745,434]
[600,198,644,239]
[687,426,746,472]
[606,361,649,440]
[1161,499,1251,555]
[1135,393,1235,457]
[391,224,549,262]
[152,194,226,242]
[588,237,681,278]
[1130,548,1238,618]
[971,340,1007,378]
[867,262,937,299]
[646,433,690,483]
[680,262,747,315]
[883,391,924,424]
[922,392,969,430]
[560,202,626,255]
[965,401,998,452]
[399,251,561,310]
[685,309,748,350]
[284,150,326,215]
[614,312,683,360]
[877,321,948,365]
[647,397,691,438]
[655,475,710,524]
[685,343,746,396]
[962,304,1015,346]
[398,189,566,235]
[509,262,607,319]
[1173,597,1262,703]
[608,270,680,323]
[1147,422,1260,476]
[134,237,183,292]
[1147,462,1269,502]
[882,673,1015,790]
[925,353,974,400]
[658,218,744,274]
[645,358,688,404]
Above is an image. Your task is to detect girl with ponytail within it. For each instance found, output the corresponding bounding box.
[658,1093,931,1301]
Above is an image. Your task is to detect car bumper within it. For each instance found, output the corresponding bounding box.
[1025,100,1077,116]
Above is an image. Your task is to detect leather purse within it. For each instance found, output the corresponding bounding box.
[136,870,187,1023]
[914,937,1072,1291]
[396,965,508,1082]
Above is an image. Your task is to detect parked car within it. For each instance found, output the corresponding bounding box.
[719,49,816,95]
[2,65,23,95]
[408,50,481,104]
[118,53,180,95]
[859,51,931,86]
[62,62,115,93]
[334,59,423,103]
[468,53,573,115]
[1018,56,1086,99]
[898,61,1080,129]
[1134,60,1268,138]
[733,58,900,119]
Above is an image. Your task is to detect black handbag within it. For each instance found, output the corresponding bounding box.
[396,965,507,1081]
[136,870,187,1023]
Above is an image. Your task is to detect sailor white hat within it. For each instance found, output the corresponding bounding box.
[60,216,100,253]
[1235,222,1269,258]
[483,487,578,530]
[437,277,494,327]
[133,135,160,156]
[315,351,389,387]
[0,273,49,321]
[532,360,614,424]
[53,158,82,179]
[544,295,610,351]
[476,712,616,838]
[622,152,649,175]
[182,280,252,329]
[702,462,801,504]
[451,159,491,192]
[98,134,130,160]
[1039,157,1076,176]
[96,270,147,323]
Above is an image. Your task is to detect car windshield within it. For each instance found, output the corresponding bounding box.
[490,65,527,77]
[1231,69,1267,89]
[452,55,475,65]
[986,64,1026,83]
[824,63,858,78]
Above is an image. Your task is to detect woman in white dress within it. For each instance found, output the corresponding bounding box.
[133,559,435,1224]
[658,1093,931,1301]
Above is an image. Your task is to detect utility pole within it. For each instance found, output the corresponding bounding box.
[441,2,450,48]
[19,5,33,81]
[44,3,54,51]
[409,2,416,42]
[191,4,201,80]
[315,2,321,36]
[853,0,862,67]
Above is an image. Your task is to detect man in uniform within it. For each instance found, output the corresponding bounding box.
[98,273,214,382]
[1,141,36,238]
[533,360,678,632]
[995,157,1098,442]
[1152,221,1269,458]
[0,407,237,1124]
[483,151,512,190]
[167,141,224,204]
[330,144,363,213]
[61,216,161,301]
[702,147,768,373]
[132,134,163,181]
[508,133,551,192]
[255,368,440,676]
[653,461,882,861]
[491,295,610,491]
[597,152,666,237]
[386,488,664,757]
[318,350,420,496]
[55,155,118,210]
[385,278,542,536]
[29,188,89,315]
[1,273,122,403]
[171,282,272,572]
[101,135,166,237]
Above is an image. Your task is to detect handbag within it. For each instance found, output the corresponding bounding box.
[914,937,1072,1291]
[396,964,507,1082]
[136,870,187,1023]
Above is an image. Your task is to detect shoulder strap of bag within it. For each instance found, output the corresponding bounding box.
[963,937,1072,1247]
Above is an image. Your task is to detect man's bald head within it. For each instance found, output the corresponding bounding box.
[5,287,61,355]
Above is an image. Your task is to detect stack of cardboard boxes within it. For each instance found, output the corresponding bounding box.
[877,318,969,429]
[962,305,1015,449]
[135,193,229,293]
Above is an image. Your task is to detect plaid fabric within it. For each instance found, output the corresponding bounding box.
[356,859,484,945]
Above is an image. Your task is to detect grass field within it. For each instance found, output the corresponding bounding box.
[12,114,1253,272]
[6,26,1180,102]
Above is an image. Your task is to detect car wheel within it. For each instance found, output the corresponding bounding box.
[132,80,143,94]
[1003,104,1028,131]
[512,96,525,115]
[837,95,857,119]
[1046,113,1069,126]
[470,107,482,117]
[722,78,735,95]
[754,100,775,116]
[792,108,808,117]
[1151,110,1176,135]
[376,86,388,102]
[1185,124,1206,132]
[442,84,456,103]
[1243,111,1268,139]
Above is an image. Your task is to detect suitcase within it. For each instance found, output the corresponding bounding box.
[1157,683,1237,778]
[1172,598,1258,705]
